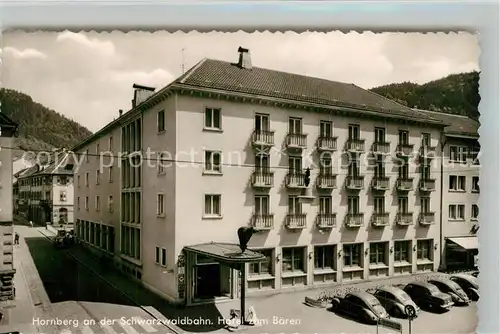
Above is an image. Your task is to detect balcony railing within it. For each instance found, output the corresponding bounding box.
[317,136,338,151]
[345,213,364,227]
[316,213,337,229]
[316,174,337,190]
[395,212,413,226]
[372,142,391,155]
[396,143,414,157]
[371,177,390,191]
[286,172,306,188]
[251,170,274,188]
[419,212,435,225]
[345,176,364,190]
[252,214,274,230]
[346,139,365,152]
[286,213,307,229]
[419,178,436,192]
[396,178,413,191]
[252,130,275,147]
[371,213,389,227]
[286,133,307,149]
[419,145,437,159]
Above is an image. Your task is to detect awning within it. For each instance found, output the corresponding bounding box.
[447,236,478,250]
[184,242,266,265]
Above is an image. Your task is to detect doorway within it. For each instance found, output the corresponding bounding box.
[194,255,232,300]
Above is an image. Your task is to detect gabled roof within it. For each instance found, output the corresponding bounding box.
[33,151,74,176]
[16,165,39,179]
[414,109,479,138]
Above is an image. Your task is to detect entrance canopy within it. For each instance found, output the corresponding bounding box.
[447,236,478,250]
[184,242,266,267]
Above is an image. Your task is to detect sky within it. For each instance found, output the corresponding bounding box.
[2,31,479,133]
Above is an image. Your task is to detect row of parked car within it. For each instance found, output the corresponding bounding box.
[329,273,479,325]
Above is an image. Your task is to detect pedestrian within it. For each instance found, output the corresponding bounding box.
[14,233,19,245]
[29,220,33,228]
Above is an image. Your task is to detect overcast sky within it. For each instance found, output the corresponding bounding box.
[2,31,479,132]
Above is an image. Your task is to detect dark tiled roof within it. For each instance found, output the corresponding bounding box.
[414,109,479,138]
[0,113,17,128]
[35,152,74,175]
[175,59,442,124]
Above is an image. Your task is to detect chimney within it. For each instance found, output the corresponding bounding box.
[237,47,252,70]
[132,84,156,108]
[119,109,123,117]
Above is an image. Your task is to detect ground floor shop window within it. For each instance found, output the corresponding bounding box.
[394,240,411,263]
[416,239,433,272]
[248,249,275,290]
[282,247,305,273]
[313,245,336,284]
[369,242,387,265]
[343,243,362,267]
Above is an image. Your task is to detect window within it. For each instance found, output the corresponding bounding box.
[250,249,273,275]
[288,156,302,173]
[204,194,221,217]
[58,208,68,223]
[109,136,113,150]
[288,117,302,134]
[470,147,480,165]
[155,246,160,264]
[314,245,335,270]
[96,170,100,185]
[96,143,100,155]
[420,197,430,213]
[398,130,409,145]
[108,195,114,212]
[448,204,465,220]
[95,196,100,211]
[85,149,89,163]
[421,164,431,180]
[421,133,431,147]
[416,240,432,261]
[374,127,385,143]
[77,175,81,187]
[449,175,465,191]
[374,158,385,177]
[288,196,302,214]
[348,196,359,214]
[369,242,386,265]
[320,121,333,138]
[109,167,113,182]
[348,124,360,140]
[255,195,269,215]
[205,107,221,129]
[85,197,89,211]
[319,154,332,175]
[398,197,408,213]
[449,146,467,162]
[255,114,270,132]
[282,247,304,272]
[343,243,361,267]
[348,158,360,177]
[255,154,270,171]
[85,173,89,186]
[161,248,167,266]
[157,194,164,216]
[398,163,409,179]
[60,191,67,202]
[472,205,479,220]
[394,241,410,263]
[158,152,167,174]
[319,196,332,214]
[157,110,165,132]
[374,197,385,214]
[204,151,222,173]
[472,176,479,192]
[77,197,80,211]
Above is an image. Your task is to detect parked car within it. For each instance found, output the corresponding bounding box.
[371,285,420,318]
[403,281,454,312]
[428,278,470,305]
[331,291,390,324]
[450,273,479,301]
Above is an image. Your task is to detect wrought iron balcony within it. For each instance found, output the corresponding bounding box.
[316,213,337,229]
[286,133,307,149]
[252,130,275,147]
[419,145,437,159]
[345,213,364,227]
[252,214,274,230]
[396,143,414,157]
[346,139,365,153]
[286,172,306,188]
[286,213,307,229]
[419,178,436,192]
[372,142,391,155]
[371,213,389,227]
[371,177,390,191]
[395,212,413,226]
[396,178,413,192]
[418,212,435,225]
[316,173,337,190]
[251,170,274,188]
[345,176,364,190]
[317,136,338,151]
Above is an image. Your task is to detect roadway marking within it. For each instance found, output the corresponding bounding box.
[81,325,95,334]
[132,316,158,332]
[102,323,120,334]
[121,320,143,334]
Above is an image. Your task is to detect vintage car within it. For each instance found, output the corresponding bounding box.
[331,291,390,324]
[371,285,420,318]
[450,273,479,301]
[428,278,470,306]
[403,281,454,312]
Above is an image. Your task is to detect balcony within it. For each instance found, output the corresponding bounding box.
[419,145,437,159]
[371,177,390,191]
[286,172,306,188]
[345,176,364,190]
[286,133,307,150]
[316,174,337,190]
[395,212,413,226]
[419,179,436,192]
[317,136,338,151]
[372,142,391,155]
[316,213,337,229]
[345,213,364,228]
[345,139,365,153]
[396,144,414,157]
[252,130,275,147]
[286,213,307,229]
[252,214,274,230]
[419,212,435,226]
[251,170,274,188]
[371,213,389,227]
[396,178,413,192]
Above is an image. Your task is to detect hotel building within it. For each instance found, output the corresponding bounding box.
[73,48,447,305]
